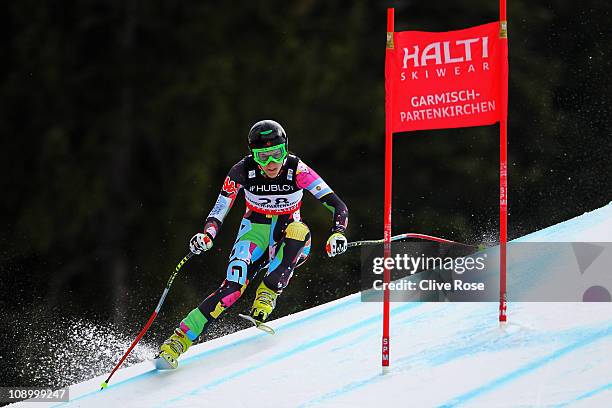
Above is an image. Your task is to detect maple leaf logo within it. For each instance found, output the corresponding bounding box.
[222,176,238,195]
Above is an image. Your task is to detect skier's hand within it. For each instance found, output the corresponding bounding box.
[189,233,213,255]
[326,232,347,257]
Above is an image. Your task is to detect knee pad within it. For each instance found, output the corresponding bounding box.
[285,221,310,242]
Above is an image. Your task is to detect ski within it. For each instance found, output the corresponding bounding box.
[238,313,275,335]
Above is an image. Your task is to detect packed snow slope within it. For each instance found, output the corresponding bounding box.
[13,203,612,408]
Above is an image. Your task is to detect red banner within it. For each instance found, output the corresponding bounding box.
[386,22,502,132]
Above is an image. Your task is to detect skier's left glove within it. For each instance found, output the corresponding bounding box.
[326,232,347,257]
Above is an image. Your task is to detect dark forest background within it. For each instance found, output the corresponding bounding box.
[1,0,611,389]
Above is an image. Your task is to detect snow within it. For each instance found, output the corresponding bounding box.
[11,203,612,408]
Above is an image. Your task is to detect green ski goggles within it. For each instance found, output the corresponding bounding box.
[251,143,288,166]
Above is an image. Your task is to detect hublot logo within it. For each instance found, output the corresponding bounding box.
[249,185,293,193]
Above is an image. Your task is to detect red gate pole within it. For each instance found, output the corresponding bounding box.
[498,0,509,324]
[382,7,395,370]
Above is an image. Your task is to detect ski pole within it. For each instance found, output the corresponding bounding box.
[348,232,483,249]
[100,251,194,390]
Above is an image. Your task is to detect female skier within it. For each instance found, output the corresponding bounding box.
[157,119,349,368]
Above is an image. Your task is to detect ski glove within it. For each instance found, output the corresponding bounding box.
[189,233,213,255]
[326,232,347,257]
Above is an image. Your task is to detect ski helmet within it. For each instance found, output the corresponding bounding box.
[247,120,288,152]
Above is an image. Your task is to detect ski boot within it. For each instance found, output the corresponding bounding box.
[156,328,192,369]
[236,281,278,334]
[250,281,278,323]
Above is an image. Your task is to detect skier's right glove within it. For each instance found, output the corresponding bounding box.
[189,233,214,255]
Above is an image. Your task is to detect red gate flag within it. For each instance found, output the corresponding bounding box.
[386,22,502,132]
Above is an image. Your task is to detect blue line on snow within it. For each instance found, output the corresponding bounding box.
[52,295,362,407]
[572,382,612,403]
[441,326,612,407]
[327,302,452,354]
[299,305,492,407]
[299,375,382,408]
[299,321,612,407]
[554,382,612,407]
[179,295,363,368]
[159,302,422,407]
